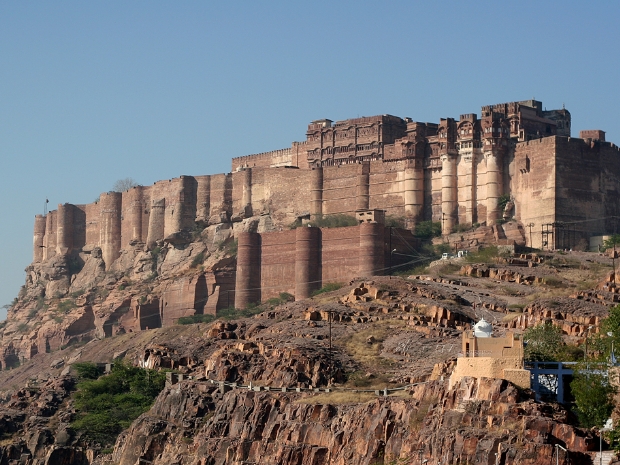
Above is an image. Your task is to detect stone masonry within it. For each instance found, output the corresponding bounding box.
[32,99,620,279]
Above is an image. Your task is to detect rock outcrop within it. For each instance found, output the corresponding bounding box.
[112,376,593,465]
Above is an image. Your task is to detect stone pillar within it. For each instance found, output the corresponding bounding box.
[441,155,457,234]
[242,168,252,217]
[43,211,57,260]
[56,203,74,256]
[196,176,211,223]
[310,168,323,218]
[295,226,321,300]
[457,153,476,225]
[486,152,501,225]
[167,181,185,238]
[147,199,165,249]
[127,187,144,242]
[33,215,46,262]
[99,192,122,267]
[404,164,424,228]
[359,223,385,277]
[235,232,261,309]
[356,164,370,211]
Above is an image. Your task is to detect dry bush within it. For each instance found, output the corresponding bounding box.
[501,313,522,323]
[296,391,376,404]
[409,396,438,431]
[339,320,408,368]
[344,371,394,389]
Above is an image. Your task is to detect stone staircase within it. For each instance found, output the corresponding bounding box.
[592,450,616,465]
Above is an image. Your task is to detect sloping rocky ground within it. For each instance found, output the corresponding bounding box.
[0,230,619,464]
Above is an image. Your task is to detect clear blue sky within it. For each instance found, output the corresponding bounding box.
[1,1,619,319]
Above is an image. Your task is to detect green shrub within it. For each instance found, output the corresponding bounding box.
[69,289,85,298]
[571,366,615,428]
[393,264,430,276]
[311,282,344,297]
[217,304,264,320]
[35,296,48,311]
[288,218,303,229]
[308,214,358,229]
[17,323,29,333]
[150,247,162,260]
[385,216,406,228]
[465,246,500,264]
[217,239,238,257]
[434,243,451,255]
[414,221,441,240]
[177,314,216,325]
[73,362,102,380]
[451,223,472,233]
[266,292,295,307]
[190,252,205,268]
[497,194,511,213]
[191,223,207,241]
[523,322,564,361]
[57,299,77,314]
[71,361,166,446]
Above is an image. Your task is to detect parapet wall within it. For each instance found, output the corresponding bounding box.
[33,162,426,268]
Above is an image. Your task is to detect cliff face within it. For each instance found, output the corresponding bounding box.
[111,377,592,465]
[2,211,617,465]
[0,217,249,370]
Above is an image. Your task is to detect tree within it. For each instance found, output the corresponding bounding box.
[602,234,620,252]
[569,304,620,428]
[523,321,564,361]
[112,178,139,192]
[571,366,615,428]
[414,221,441,240]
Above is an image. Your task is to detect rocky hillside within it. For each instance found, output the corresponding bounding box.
[0,221,618,464]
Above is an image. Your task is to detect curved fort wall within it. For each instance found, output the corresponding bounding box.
[31,100,620,316]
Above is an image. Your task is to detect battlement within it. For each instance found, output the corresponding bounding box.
[459,113,477,122]
[579,129,606,141]
[232,147,293,170]
[332,114,404,127]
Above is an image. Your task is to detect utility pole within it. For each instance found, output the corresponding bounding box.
[442,213,446,239]
[614,241,617,286]
[527,223,535,249]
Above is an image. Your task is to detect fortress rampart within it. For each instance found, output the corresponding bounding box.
[234,224,417,309]
[31,99,620,316]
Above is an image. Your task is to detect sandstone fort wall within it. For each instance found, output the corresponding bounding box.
[234,225,417,309]
[33,100,620,277]
[35,131,618,265]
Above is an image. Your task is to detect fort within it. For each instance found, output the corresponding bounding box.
[31,99,620,318]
